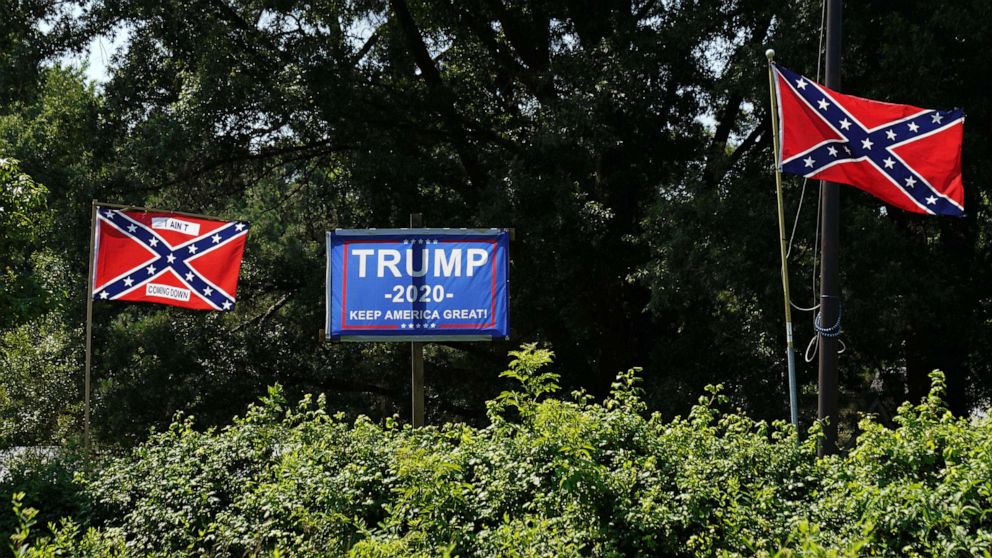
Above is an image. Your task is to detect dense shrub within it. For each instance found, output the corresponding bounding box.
[0,448,84,544]
[7,345,992,556]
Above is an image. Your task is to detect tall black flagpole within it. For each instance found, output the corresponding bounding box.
[818,0,842,456]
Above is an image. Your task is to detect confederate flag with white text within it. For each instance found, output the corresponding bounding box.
[773,63,965,216]
[91,207,249,311]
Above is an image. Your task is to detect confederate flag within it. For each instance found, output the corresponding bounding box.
[91,207,249,311]
[772,63,965,216]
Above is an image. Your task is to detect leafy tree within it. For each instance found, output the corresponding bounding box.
[66,0,823,438]
[0,158,49,329]
[2,0,992,447]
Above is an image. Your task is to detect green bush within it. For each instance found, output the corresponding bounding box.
[0,449,85,545]
[7,346,992,556]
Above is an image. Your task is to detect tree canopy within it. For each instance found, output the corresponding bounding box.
[1,0,991,449]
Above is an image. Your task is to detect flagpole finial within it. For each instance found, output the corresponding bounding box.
[765,49,775,62]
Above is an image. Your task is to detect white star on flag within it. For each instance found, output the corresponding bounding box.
[883,157,895,169]
[885,129,897,141]
[926,196,938,205]
[234,223,245,231]
[222,301,232,310]
[908,122,920,133]
[803,156,815,168]
[827,146,838,156]
[905,176,917,188]
[167,254,176,263]
[839,118,851,130]
[99,291,109,299]
[212,234,221,244]
[861,138,873,150]
[188,245,198,254]
[817,98,829,111]
[127,224,137,232]
[146,264,156,275]
[204,287,213,296]
[123,277,133,287]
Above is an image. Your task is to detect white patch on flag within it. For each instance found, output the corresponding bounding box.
[145,283,191,302]
[151,217,201,236]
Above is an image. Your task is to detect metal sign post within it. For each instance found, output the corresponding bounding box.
[409,213,425,427]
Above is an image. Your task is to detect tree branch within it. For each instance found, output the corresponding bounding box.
[389,0,489,193]
[351,27,380,66]
[232,291,295,333]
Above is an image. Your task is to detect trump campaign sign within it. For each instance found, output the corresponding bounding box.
[326,229,509,341]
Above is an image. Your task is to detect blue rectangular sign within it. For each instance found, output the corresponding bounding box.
[326,228,510,341]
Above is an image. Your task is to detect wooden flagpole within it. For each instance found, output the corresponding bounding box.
[765,50,800,431]
[83,200,97,455]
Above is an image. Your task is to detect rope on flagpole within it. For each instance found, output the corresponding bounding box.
[794,0,838,360]
[805,330,846,362]
[786,0,827,313]
[786,178,809,259]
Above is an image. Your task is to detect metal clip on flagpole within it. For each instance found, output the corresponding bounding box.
[765,49,800,432]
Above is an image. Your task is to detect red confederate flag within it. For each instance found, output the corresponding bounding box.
[773,63,965,216]
[91,207,249,311]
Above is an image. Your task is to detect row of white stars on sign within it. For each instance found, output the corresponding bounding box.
[400,323,438,329]
[402,239,439,244]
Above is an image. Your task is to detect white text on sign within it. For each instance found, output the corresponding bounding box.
[348,308,489,321]
[350,248,489,278]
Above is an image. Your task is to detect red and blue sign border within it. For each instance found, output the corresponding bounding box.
[326,228,510,342]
